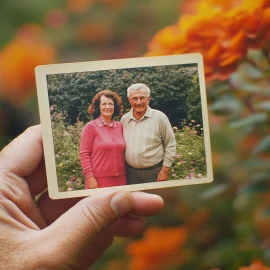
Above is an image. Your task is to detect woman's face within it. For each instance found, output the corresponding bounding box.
[100,95,114,119]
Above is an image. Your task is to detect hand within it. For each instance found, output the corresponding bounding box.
[0,125,164,269]
[87,176,98,189]
[157,166,170,181]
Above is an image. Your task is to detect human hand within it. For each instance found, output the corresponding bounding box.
[0,125,164,269]
[87,176,99,189]
[157,166,170,181]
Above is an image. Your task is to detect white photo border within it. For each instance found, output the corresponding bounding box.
[35,53,213,199]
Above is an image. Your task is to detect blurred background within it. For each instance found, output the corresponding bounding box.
[0,0,269,269]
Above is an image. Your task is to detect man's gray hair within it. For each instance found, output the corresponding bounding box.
[127,83,151,97]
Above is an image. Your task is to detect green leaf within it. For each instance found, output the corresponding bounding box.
[239,182,267,194]
[263,68,270,78]
[209,94,242,113]
[252,135,270,155]
[241,158,270,170]
[199,184,228,200]
[251,170,270,183]
[263,207,270,217]
[229,113,267,128]
[255,101,270,111]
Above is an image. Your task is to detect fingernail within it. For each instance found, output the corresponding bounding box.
[110,193,134,217]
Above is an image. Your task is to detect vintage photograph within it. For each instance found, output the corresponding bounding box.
[36,54,213,199]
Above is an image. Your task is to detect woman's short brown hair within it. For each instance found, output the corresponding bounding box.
[87,90,124,119]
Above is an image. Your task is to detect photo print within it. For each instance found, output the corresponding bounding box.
[35,53,213,199]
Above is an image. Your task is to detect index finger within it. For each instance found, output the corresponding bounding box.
[0,125,47,195]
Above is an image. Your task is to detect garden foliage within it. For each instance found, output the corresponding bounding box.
[1,0,270,268]
[47,64,202,127]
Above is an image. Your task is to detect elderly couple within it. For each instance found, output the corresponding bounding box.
[79,83,176,189]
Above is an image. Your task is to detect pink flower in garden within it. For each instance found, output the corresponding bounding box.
[67,187,73,191]
[66,181,72,186]
[70,176,76,181]
[185,173,196,179]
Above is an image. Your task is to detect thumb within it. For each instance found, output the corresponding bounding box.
[41,190,134,254]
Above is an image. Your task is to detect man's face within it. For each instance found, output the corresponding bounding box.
[128,89,150,115]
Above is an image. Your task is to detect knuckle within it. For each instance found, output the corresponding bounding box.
[80,202,109,233]
[0,172,32,214]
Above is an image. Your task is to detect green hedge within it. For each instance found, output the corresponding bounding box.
[47,64,202,127]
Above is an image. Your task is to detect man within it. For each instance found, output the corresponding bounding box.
[121,83,176,184]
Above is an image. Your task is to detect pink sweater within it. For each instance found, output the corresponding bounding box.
[80,117,126,178]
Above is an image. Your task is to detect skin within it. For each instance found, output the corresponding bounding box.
[87,95,115,189]
[0,125,164,269]
[128,88,170,181]
[128,88,150,121]
[99,95,114,123]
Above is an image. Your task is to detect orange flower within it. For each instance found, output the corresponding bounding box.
[239,261,270,270]
[145,0,270,82]
[0,24,56,104]
[127,227,189,270]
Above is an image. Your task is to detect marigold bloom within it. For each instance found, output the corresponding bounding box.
[0,24,56,103]
[239,261,270,270]
[127,227,189,270]
[145,0,270,82]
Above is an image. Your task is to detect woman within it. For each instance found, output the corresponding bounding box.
[80,90,126,189]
